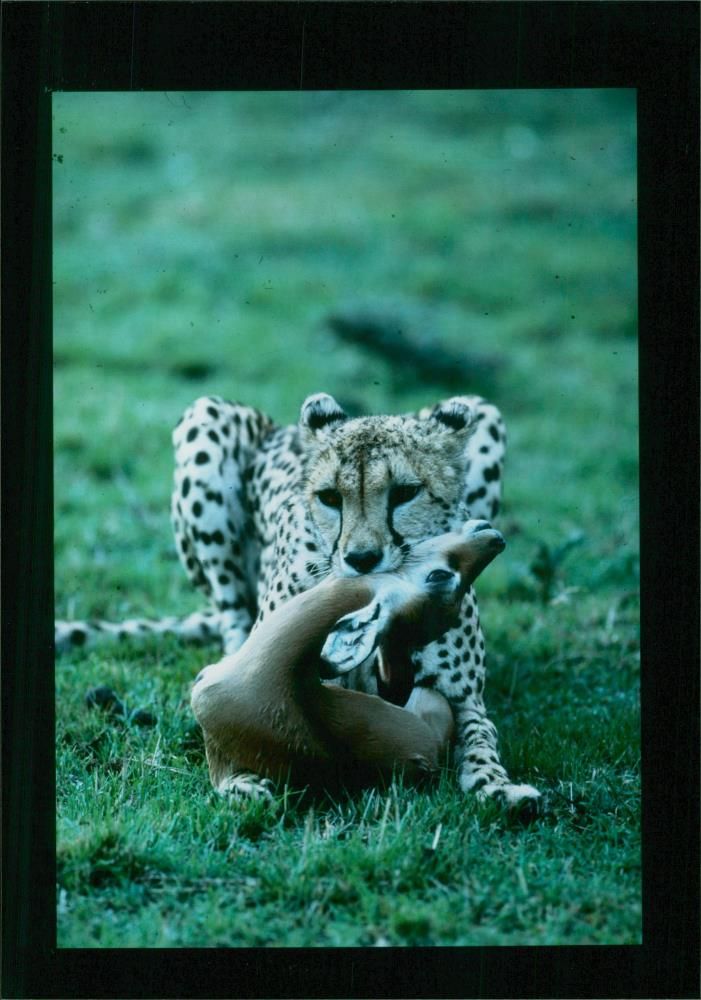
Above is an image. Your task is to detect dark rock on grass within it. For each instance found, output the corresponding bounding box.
[129,708,158,727]
[85,685,126,717]
[84,686,157,726]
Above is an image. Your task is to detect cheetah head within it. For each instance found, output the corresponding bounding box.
[299,393,477,577]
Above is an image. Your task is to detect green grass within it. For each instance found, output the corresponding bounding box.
[53,89,640,947]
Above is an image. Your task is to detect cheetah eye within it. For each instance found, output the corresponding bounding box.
[389,483,423,507]
[316,488,342,509]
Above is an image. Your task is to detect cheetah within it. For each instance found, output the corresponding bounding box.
[56,392,541,812]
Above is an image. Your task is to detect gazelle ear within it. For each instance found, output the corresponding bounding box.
[320,599,386,675]
[426,396,475,434]
[299,393,348,437]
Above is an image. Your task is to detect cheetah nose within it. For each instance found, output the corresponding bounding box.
[344,549,383,574]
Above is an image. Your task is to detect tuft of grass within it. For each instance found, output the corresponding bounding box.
[54,89,639,947]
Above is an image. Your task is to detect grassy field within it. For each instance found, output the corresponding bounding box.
[53,89,640,947]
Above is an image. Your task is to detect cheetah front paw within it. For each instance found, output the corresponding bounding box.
[477,782,543,820]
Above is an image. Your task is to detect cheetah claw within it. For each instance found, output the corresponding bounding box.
[216,772,275,800]
[477,782,543,821]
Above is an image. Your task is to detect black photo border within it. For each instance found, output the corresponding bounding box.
[3,3,699,997]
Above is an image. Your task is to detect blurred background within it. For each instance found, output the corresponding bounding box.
[53,89,641,950]
[53,89,638,620]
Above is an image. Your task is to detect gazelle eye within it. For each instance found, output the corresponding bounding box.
[389,483,422,507]
[316,488,342,509]
[426,568,454,584]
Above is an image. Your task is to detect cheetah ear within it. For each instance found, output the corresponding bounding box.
[299,393,348,437]
[427,397,475,435]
